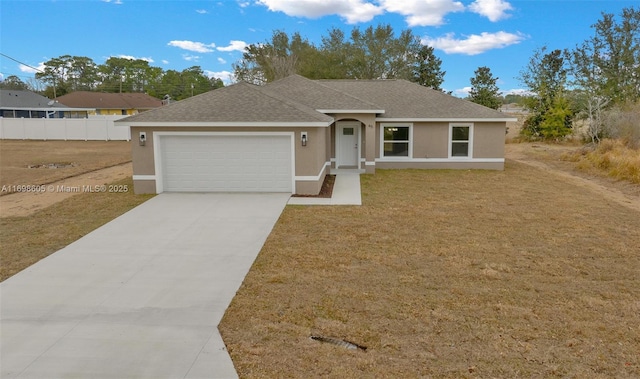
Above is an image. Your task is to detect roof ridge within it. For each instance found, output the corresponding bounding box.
[310,78,383,110]
[254,82,333,122]
[266,74,383,111]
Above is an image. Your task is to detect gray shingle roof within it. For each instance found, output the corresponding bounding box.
[119,74,513,125]
[319,78,510,119]
[264,75,382,112]
[0,90,68,109]
[120,81,333,124]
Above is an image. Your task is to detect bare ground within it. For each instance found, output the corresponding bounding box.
[0,140,132,218]
[0,162,132,217]
[505,143,640,213]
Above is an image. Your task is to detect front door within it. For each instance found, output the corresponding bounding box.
[336,122,359,168]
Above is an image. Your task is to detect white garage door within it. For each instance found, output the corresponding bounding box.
[160,134,292,192]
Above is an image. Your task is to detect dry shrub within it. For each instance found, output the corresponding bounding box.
[566,139,640,183]
[603,102,640,149]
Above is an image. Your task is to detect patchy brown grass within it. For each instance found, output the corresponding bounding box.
[220,163,640,378]
[0,140,132,192]
[0,177,152,281]
[563,139,640,184]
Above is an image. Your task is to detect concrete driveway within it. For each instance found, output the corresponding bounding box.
[1,193,290,379]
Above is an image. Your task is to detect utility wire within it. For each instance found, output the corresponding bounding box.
[0,53,43,73]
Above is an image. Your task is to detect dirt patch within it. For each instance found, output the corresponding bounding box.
[0,140,132,191]
[27,162,76,169]
[505,143,640,212]
[0,162,132,218]
[291,175,335,198]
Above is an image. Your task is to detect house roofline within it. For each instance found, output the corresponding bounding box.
[317,109,385,114]
[0,107,94,112]
[377,117,518,122]
[116,121,334,127]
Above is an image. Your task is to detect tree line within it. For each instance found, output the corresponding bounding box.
[0,56,224,101]
[233,25,447,91]
[517,7,639,141]
[1,6,637,143]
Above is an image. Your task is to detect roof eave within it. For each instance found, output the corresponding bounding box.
[116,121,334,127]
[377,117,518,122]
[317,109,385,114]
[0,107,93,111]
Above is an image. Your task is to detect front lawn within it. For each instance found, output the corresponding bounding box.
[220,162,640,378]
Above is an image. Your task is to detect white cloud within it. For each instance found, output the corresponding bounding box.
[216,40,248,52]
[183,55,201,62]
[196,9,208,14]
[205,70,234,84]
[168,40,216,53]
[218,57,227,64]
[162,59,170,65]
[379,0,464,26]
[256,0,383,24]
[422,31,525,55]
[454,86,472,97]
[469,0,513,22]
[503,88,533,96]
[102,0,123,4]
[116,55,154,63]
[19,62,46,74]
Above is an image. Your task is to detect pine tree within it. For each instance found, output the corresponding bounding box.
[468,66,502,109]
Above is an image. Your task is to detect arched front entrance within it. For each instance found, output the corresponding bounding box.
[335,120,360,168]
[332,114,376,173]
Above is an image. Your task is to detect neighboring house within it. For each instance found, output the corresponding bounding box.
[117,74,516,195]
[56,91,163,116]
[0,89,89,118]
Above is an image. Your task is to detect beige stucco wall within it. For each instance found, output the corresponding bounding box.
[411,122,449,159]
[295,165,327,194]
[376,161,504,170]
[130,120,507,194]
[472,122,506,158]
[374,121,507,159]
[130,126,329,195]
[131,127,156,175]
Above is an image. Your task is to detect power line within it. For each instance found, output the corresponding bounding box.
[0,53,43,73]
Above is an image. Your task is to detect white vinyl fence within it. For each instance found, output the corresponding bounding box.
[0,115,131,141]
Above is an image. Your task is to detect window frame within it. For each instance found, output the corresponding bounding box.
[448,123,474,158]
[380,123,413,159]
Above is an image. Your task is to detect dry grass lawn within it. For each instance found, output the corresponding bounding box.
[220,161,640,378]
[0,177,153,281]
[0,140,132,191]
[0,140,148,281]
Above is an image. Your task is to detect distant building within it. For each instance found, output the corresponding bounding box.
[0,89,90,118]
[500,103,529,114]
[56,92,163,116]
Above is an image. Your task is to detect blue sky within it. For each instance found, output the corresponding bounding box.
[1,0,637,97]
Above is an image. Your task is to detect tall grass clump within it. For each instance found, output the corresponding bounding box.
[563,103,640,183]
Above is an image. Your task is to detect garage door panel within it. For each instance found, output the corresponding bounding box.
[160,135,292,193]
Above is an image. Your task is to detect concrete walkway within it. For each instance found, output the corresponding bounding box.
[288,172,362,205]
[1,193,290,379]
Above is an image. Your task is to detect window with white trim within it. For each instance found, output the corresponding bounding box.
[382,124,412,158]
[450,124,473,158]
